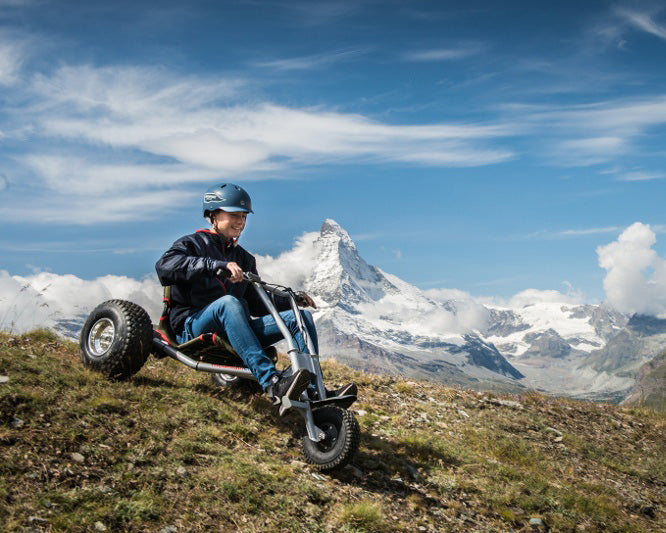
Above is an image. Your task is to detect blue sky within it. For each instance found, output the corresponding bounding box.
[1,0,666,303]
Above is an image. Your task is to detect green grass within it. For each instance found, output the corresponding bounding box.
[1,330,665,531]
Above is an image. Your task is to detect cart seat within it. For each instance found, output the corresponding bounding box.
[154,286,278,365]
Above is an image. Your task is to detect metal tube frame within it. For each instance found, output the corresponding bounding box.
[153,275,329,443]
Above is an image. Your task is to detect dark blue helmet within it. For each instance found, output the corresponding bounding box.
[203,183,253,217]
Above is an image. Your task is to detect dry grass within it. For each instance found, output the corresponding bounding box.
[1,330,665,532]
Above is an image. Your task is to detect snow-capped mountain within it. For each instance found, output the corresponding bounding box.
[294,220,524,389]
[482,303,632,399]
[271,220,663,400]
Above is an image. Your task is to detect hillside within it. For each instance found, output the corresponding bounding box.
[1,331,665,532]
[622,350,666,411]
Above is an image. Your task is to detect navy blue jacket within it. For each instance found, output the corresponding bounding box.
[155,229,288,335]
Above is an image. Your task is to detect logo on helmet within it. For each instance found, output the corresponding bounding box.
[204,192,223,202]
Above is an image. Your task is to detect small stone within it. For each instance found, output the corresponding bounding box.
[418,527,427,532]
[356,409,368,416]
[158,526,178,533]
[290,460,307,468]
[94,521,107,531]
[344,464,363,478]
[29,516,48,524]
[545,427,562,437]
[0,375,9,384]
[496,399,523,409]
[458,410,470,418]
[71,452,85,464]
[529,517,544,527]
[553,436,563,443]
[176,466,187,476]
[406,464,420,480]
[311,472,326,481]
[11,417,24,428]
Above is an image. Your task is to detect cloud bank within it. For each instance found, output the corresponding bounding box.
[0,270,162,335]
[597,222,666,317]
[0,48,516,224]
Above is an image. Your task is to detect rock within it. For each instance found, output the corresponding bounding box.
[290,460,307,468]
[458,410,470,418]
[406,464,420,480]
[11,417,24,428]
[28,516,48,524]
[356,409,368,416]
[553,436,563,443]
[344,464,363,479]
[529,517,544,528]
[545,427,562,437]
[0,375,9,384]
[71,452,85,464]
[94,521,107,531]
[311,472,326,481]
[176,466,187,477]
[495,399,524,409]
[158,526,178,533]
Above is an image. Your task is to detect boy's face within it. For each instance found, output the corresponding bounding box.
[212,210,247,239]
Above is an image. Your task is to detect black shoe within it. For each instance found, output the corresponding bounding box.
[325,383,357,398]
[267,369,312,408]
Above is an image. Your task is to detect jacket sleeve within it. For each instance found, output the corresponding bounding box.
[244,256,292,316]
[155,236,227,286]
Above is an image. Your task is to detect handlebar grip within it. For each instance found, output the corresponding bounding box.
[215,267,231,278]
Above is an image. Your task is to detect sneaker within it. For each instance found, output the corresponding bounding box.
[325,383,358,398]
[267,368,312,408]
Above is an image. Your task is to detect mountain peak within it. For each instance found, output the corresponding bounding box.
[320,219,356,249]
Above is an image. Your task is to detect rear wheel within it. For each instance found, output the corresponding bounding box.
[79,300,152,380]
[301,406,360,471]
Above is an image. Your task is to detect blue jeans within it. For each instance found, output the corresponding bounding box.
[176,295,318,390]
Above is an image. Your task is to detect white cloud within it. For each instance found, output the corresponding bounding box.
[615,7,666,40]
[617,171,666,182]
[403,43,486,62]
[254,49,366,71]
[508,288,585,308]
[254,231,320,290]
[513,96,666,165]
[0,59,518,224]
[0,33,26,85]
[597,222,666,316]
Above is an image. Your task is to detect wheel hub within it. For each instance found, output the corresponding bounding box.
[87,318,115,357]
[317,421,339,452]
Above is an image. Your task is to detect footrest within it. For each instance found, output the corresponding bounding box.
[310,394,357,410]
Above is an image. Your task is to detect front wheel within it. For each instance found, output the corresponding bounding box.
[79,299,153,380]
[301,406,360,471]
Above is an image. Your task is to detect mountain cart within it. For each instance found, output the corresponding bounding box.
[79,271,360,471]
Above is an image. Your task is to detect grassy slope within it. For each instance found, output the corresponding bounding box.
[0,330,664,532]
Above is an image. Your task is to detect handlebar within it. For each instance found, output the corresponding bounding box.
[215,267,292,298]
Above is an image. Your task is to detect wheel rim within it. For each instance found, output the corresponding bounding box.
[316,421,340,452]
[87,318,115,357]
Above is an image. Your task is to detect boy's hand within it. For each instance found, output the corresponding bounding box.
[226,262,244,283]
[296,291,317,309]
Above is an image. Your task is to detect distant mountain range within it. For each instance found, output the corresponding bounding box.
[37,219,666,402]
[282,220,666,402]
